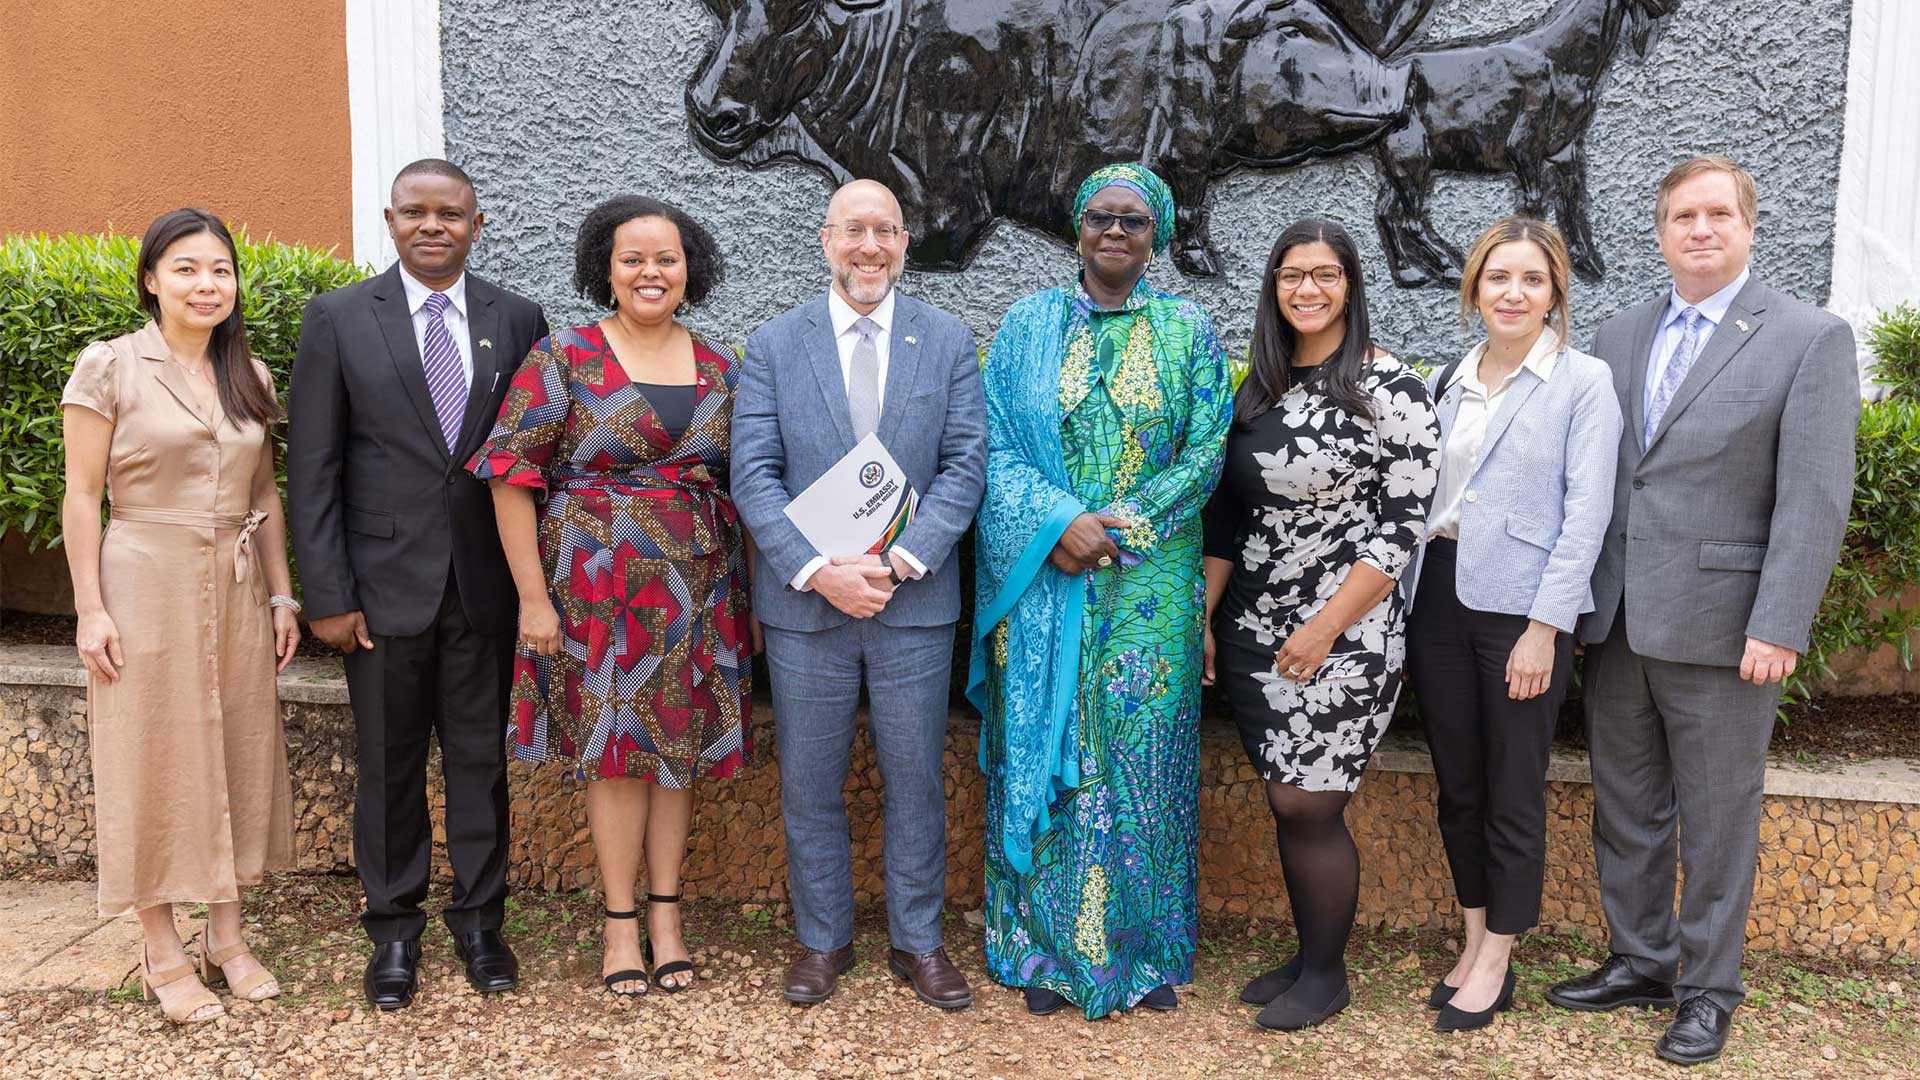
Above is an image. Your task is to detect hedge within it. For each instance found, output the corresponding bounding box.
[0,229,366,547]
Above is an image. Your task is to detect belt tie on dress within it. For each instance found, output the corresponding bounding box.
[110,506,270,583]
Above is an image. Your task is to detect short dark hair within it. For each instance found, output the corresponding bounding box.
[573,196,725,310]
[391,158,475,199]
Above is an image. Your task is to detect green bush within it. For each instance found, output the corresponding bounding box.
[0,229,366,547]
[1787,305,1920,706]
[1866,301,1920,402]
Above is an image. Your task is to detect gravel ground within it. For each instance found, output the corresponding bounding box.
[1,874,1915,1079]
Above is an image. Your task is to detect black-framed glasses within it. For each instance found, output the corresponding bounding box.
[826,222,905,243]
[1082,210,1155,237]
[1275,264,1346,289]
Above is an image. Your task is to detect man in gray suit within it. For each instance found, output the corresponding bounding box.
[1547,156,1858,1065]
[731,179,987,1009]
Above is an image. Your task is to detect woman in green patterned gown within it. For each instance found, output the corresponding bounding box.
[968,164,1232,1019]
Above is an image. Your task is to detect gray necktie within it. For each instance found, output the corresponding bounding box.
[1644,306,1702,447]
[848,316,881,440]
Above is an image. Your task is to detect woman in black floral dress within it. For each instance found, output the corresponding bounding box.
[1202,219,1439,1031]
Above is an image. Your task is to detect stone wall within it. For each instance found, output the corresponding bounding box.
[4,650,1914,961]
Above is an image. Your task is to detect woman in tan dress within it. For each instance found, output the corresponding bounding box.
[60,209,299,1025]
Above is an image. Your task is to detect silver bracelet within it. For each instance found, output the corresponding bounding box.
[268,594,302,613]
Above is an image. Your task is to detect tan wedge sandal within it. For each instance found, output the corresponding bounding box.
[201,942,281,1001]
[142,949,225,1025]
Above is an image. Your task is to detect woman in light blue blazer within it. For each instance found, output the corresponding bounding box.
[1404,217,1622,1032]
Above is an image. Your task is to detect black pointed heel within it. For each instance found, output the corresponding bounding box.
[1428,976,1458,1010]
[644,892,696,994]
[602,909,647,998]
[1435,967,1516,1032]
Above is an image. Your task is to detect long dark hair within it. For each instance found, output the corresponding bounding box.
[136,209,280,426]
[1237,218,1376,427]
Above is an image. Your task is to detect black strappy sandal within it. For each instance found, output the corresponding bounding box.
[642,892,696,994]
[602,909,648,998]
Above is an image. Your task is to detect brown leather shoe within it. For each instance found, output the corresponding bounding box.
[888,946,972,1009]
[783,944,855,1005]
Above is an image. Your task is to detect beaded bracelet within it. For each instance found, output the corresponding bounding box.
[268,594,302,613]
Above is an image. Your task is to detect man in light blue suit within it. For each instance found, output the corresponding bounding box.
[731,179,987,1009]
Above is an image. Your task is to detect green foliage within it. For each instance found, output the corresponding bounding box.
[0,229,365,547]
[1865,302,1920,401]
[1789,396,1920,706]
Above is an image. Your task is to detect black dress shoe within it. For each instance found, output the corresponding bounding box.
[782,944,855,1005]
[1435,967,1516,1032]
[363,939,421,1010]
[1024,986,1068,1016]
[451,930,519,994]
[1427,977,1458,1010]
[1138,984,1178,1011]
[1240,957,1302,1006]
[1545,954,1675,1012]
[1656,996,1732,1066]
[1253,980,1351,1031]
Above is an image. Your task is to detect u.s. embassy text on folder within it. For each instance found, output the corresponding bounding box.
[782,432,919,557]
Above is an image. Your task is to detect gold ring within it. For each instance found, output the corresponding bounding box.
[1097,556,1113,568]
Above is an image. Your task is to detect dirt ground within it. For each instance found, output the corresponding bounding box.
[1,873,1914,1079]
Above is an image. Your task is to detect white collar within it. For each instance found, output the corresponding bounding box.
[827,286,895,338]
[1452,327,1563,390]
[1665,265,1749,329]
[398,265,469,317]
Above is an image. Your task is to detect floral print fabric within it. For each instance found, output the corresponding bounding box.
[1204,355,1439,790]
[979,276,1230,1018]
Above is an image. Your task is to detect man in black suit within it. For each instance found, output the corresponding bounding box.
[288,159,548,1009]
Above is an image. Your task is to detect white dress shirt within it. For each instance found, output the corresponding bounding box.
[791,287,926,591]
[1428,328,1562,539]
[396,265,475,388]
[1644,265,1748,415]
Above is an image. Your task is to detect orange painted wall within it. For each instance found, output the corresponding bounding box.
[0,0,354,257]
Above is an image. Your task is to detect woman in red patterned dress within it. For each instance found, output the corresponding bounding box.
[470,196,754,998]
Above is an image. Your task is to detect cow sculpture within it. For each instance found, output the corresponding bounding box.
[685,0,1675,287]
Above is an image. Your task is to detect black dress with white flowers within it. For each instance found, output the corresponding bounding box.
[1203,356,1439,791]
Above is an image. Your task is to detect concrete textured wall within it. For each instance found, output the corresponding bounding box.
[438,0,1848,363]
[0,0,353,254]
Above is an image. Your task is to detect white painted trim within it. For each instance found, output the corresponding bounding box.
[344,0,445,269]
[1830,0,1920,393]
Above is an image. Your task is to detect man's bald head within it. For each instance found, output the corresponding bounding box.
[820,179,908,312]
[824,179,903,227]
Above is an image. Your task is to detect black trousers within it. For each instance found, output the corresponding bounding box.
[1405,540,1574,934]
[345,573,514,942]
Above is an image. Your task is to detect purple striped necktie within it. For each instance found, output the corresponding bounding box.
[421,291,468,452]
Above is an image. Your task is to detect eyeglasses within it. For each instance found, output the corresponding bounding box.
[825,222,905,243]
[1275,264,1346,289]
[1082,210,1155,237]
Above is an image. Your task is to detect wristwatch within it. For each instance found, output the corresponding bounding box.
[887,559,904,586]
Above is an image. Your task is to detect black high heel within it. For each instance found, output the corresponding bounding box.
[1435,967,1516,1032]
[643,892,696,994]
[1428,976,1458,1010]
[602,909,647,998]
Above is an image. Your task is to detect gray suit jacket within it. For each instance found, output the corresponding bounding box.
[1405,343,1621,633]
[730,291,987,632]
[1580,278,1858,664]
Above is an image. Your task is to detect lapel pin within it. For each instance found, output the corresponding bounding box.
[1734,320,1750,333]
[904,335,918,346]
[479,338,494,350]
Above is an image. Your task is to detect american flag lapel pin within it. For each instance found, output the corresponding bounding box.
[1734,320,1750,333]
[479,338,494,350]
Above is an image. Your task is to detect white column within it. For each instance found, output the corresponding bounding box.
[1830,0,1920,392]
[344,0,445,269]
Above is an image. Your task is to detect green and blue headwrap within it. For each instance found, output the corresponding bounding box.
[1072,163,1176,257]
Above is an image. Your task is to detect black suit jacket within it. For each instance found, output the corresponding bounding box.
[287,264,548,637]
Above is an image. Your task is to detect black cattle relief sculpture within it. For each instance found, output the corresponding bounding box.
[686,0,1675,288]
